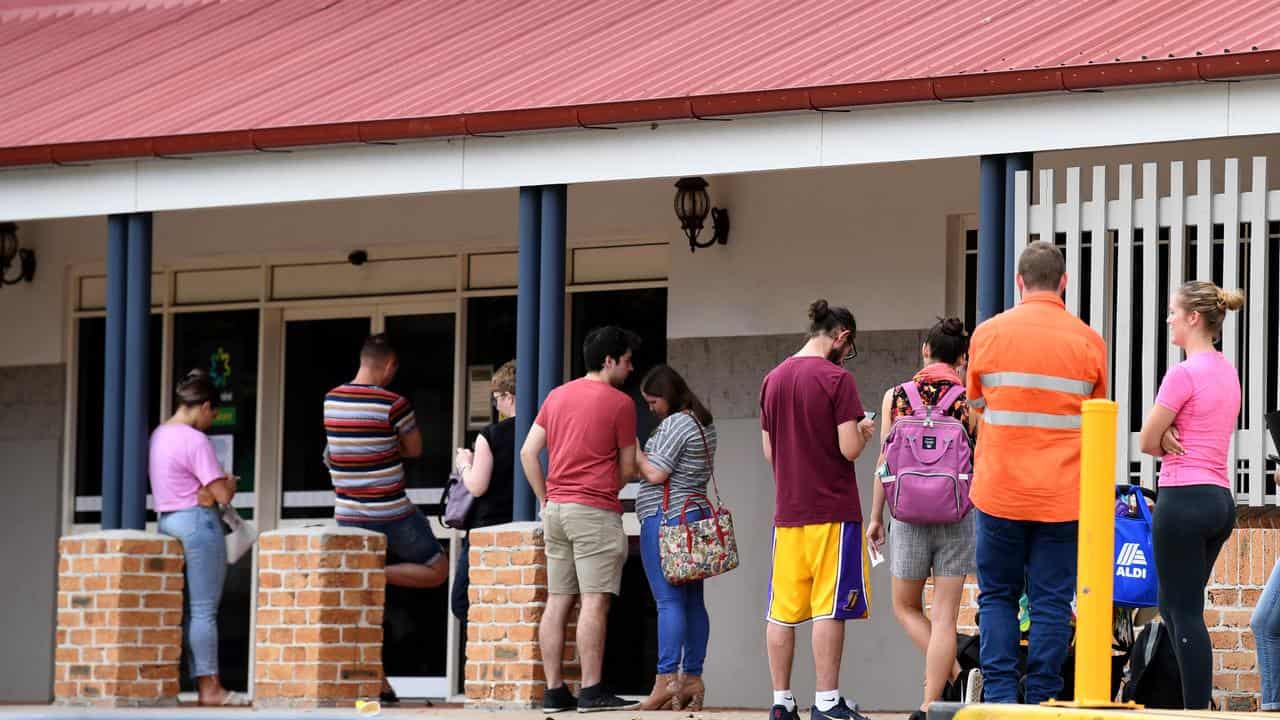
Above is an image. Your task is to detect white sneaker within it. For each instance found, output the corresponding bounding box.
[963,669,983,704]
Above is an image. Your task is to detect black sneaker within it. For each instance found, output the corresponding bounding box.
[770,704,801,720]
[909,711,928,720]
[810,698,870,720]
[577,684,640,713]
[941,676,962,703]
[543,685,578,714]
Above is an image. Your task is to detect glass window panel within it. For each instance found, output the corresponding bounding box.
[280,317,370,519]
[74,314,162,525]
[172,310,260,514]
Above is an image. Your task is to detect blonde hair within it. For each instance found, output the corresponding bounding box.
[490,360,516,396]
[1176,281,1246,337]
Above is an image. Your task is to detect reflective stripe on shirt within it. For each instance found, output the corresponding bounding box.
[983,409,1082,430]
[980,371,1095,396]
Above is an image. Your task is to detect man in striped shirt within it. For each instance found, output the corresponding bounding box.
[325,333,447,589]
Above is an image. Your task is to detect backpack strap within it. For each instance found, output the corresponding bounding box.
[935,383,966,416]
[900,381,927,416]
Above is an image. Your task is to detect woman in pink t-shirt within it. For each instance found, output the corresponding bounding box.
[1139,281,1245,709]
[148,370,245,706]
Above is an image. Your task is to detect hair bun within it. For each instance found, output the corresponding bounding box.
[937,316,967,337]
[808,299,831,323]
[1219,288,1246,311]
[181,368,209,383]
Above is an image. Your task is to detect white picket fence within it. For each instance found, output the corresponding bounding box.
[1015,158,1277,506]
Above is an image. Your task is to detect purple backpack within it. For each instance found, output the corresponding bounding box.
[881,382,973,525]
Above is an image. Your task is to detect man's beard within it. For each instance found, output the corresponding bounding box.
[826,345,846,364]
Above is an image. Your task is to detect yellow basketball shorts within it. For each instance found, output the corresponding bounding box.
[767,521,871,625]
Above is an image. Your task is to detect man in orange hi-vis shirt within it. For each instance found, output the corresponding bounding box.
[966,241,1108,705]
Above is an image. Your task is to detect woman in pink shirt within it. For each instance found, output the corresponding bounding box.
[1139,281,1245,709]
[149,370,245,706]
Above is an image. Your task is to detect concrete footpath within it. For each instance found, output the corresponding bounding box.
[0,708,907,720]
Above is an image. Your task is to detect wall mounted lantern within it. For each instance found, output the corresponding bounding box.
[674,177,729,253]
[0,222,35,287]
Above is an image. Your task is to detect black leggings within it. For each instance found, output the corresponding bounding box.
[1152,484,1236,709]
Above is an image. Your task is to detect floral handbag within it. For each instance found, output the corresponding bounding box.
[659,416,739,585]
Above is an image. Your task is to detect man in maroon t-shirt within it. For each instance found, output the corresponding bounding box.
[759,300,876,720]
[520,326,641,713]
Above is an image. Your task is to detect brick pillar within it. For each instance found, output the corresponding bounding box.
[54,530,184,706]
[924,575,980,635]
[465,521,579,709]
[1206,518,1277,711]
[254,526,386,708]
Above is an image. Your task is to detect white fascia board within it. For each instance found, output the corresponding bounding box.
[459,112,823,189]
[0,160,139,220]
[1226,79,1280,137]
[136,138,467,212]
[819,82,1233,165]
[3,79,1280,222]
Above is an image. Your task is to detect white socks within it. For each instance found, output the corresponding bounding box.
[773,691,796,711]
[815,690,841,712]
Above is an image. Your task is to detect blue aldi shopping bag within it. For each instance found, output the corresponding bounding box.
[1114,485,1159,608]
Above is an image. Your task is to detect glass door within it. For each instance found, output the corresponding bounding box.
[172,309,261,693]
[276,303,458,700]
[279,310,373,521]
[374,302,458,700]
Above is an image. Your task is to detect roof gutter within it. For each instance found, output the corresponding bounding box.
[5,50,1279,169]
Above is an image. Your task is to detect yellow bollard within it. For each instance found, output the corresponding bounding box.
[1044,399,1136,708]
[1072,400,1118,706]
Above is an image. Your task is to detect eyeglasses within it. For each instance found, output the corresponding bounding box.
[841,340,858,365]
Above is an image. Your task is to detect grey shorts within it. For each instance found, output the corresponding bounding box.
[889,512,976,579]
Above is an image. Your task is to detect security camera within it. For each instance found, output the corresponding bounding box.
[348,250,368,266]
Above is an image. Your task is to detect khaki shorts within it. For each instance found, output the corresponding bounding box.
[542,501,627,596]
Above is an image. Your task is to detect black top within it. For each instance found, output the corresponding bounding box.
[471,417,515,528]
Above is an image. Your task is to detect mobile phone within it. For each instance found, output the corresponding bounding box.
[865,411,877,422]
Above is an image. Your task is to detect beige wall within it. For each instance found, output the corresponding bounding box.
[667,159,978,338]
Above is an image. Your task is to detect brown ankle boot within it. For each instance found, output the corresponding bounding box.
[676,674,705,711]
[638,673,680,711]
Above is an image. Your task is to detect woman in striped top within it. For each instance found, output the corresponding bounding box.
[634,365,717,711]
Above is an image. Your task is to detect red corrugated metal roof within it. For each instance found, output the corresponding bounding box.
[2,0,1279,167]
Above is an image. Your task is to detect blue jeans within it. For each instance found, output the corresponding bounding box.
[1252,560,1280,710]
[339,510,443,565]
[158,506,226,679]
[975,509,1078,704]
[640,511,710,676]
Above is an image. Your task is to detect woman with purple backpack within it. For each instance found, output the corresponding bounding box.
[866,317,978,720]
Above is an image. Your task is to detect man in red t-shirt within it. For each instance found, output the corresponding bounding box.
[521,326,641,713]
[759,300,876,720]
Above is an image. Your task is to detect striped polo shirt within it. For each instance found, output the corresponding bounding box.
[324,384,418,524]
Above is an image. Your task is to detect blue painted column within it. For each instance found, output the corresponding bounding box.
[1003,152,1033,309]
[513,188,542,522]
[121,213,152,530]
[538,185,566,407]
[101,215,129,530]
[978,156,1006,323]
